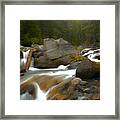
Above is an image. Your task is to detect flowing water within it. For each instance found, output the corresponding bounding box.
[20,50,76,100]
[20,48,100,100]
[20,66,76,100]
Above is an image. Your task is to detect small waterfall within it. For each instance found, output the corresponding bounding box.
[33,82,47,100]
[22,49,30,64]
[21,50,30,68]
[88,53,100,62]
[49,69,76,79]
[20,49,34,71]
[57,65,68,70]
[20,83,47,100]
[20,73,77,100]
[81,48,100,62]
[28,64,76,79]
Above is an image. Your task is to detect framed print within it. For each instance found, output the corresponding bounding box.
[0,0,120,119]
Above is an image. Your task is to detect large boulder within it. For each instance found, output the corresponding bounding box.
[34,55,58,68]
[34,54,72,68]
[32,38,80,68]
[33,52,85,69]
[76,59,100,79]
[44,38,77,60]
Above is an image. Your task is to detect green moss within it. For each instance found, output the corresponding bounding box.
[69,53,87,62]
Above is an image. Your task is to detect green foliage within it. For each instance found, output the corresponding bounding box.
[20,20,100,47]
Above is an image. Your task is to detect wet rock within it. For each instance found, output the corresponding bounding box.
[20,51,23,59]
[36,75,64,92]
[66,61,81,70]
[78,96,89,100]
[20,75,82,100]
[83,88,91,93]
[77,79,100,100]
[20,75,64,94]
[46,77,81,100]
[76,59,100,79]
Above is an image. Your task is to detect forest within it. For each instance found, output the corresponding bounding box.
[20,20,100,47]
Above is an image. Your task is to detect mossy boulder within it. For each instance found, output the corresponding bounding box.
[76,59,100,79]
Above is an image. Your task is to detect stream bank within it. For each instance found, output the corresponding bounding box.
[20,38,100,100]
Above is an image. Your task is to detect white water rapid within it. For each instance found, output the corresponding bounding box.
[20,50,77,100]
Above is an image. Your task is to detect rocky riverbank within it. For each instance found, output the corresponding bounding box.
[20,38,100,100]
[20,74,100,100]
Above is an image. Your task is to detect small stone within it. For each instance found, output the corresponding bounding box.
[83,88,90,93]
[78,96,89,100]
